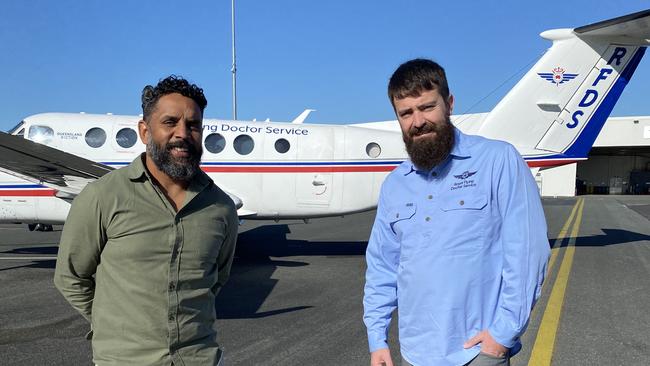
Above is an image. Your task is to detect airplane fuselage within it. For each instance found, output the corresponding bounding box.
[0,113,407,224]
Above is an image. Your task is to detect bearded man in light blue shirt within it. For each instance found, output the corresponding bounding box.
[363,59,550,366]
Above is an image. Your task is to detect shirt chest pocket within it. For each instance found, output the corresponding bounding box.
[389,204,417,241]
[436,193,488,255]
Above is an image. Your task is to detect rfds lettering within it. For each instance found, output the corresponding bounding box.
[567,47,628,129]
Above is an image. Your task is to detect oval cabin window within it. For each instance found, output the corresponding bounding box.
[85,127,107,148]
[116,128,138,148]
[233,134,254,155]
[366,142,382,158]
[205,133,226,154]
[274,138,290,154]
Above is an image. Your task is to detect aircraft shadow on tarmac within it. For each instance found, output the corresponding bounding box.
[548,228,650,248]
[572,228,650,247]
[216,224,367,320]
[0,246,57,271]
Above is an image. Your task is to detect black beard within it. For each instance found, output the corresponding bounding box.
[146,134,203,181]
[403,119,455,172]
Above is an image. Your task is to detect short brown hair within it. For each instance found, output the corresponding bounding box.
[388,59,450,107]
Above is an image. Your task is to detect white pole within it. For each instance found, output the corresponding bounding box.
[231,0,237,120]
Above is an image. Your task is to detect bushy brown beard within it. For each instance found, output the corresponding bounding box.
[403,119,455,172]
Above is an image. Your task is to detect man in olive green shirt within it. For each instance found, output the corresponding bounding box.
[54,76,238,365]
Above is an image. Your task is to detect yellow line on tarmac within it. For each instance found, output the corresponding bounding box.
[529,198,585,365]
[547,198,582,273]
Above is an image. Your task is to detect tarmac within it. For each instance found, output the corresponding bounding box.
[0,195,649,365]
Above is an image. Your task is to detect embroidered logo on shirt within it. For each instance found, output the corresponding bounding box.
[453,171,477,180]
[451,170,478,191]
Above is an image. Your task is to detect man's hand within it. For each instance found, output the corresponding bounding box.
[463,330,508,357]
[370,348,394,366]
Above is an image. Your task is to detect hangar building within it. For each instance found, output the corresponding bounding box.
[537,116,650,196]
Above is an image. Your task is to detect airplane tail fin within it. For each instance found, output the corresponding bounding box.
[477,9,650,160]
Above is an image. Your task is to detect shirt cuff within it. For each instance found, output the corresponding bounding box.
[488,318,519,349]
[367,330,389,353]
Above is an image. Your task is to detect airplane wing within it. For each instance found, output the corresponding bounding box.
[0,131,113,198]
[224,191,246,211]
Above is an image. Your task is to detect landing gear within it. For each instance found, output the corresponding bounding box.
[28,223,53,232]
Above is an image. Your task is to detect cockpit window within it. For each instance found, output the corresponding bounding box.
[116,128,138,148]
[8,121,25,135]
[27,125,54,144]
[85,127,107,148]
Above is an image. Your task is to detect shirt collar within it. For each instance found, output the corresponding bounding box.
[127,153,149,181]
[404,127,471,176]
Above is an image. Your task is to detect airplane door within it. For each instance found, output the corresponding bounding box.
[296,128,334,206]
[261,132,298,215]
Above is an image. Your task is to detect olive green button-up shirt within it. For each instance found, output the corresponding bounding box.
[54,154,238,366]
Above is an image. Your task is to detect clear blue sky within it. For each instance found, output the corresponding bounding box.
[1,1,649,132]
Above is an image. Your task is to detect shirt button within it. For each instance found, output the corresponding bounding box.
[428,195,433,200]
[396,213,400,218]
[168,314,175,321]
[459,200,465,206]
[425,217,431,222]
[169,282,176,291]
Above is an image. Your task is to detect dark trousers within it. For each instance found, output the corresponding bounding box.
[401,353,510,366]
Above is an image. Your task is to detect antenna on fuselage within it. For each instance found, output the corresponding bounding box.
[231,0,238,120]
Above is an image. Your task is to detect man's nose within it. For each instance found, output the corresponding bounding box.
[174,121,192,139]
[412,110,427,129]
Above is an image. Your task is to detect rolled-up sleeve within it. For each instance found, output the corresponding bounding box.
[363,183,401,352]
[488,145,550,348]
[54,183,106,322]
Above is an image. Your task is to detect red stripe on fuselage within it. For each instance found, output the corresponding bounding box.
[526,159,580,168]
[0,189,56,197]
[201,166,397,173]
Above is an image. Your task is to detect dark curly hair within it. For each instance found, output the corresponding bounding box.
[141,75,208,122]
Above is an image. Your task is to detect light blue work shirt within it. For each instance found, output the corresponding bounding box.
[363,128,550,366]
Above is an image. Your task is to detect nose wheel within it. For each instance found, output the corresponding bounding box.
[27,223,53,232]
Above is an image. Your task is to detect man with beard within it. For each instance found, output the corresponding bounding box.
[363,59,549,366]
[55,76,238,366]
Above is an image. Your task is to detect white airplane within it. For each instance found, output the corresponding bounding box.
[1,9,649,230]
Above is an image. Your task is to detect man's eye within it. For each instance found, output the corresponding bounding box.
[400,112,412,118]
